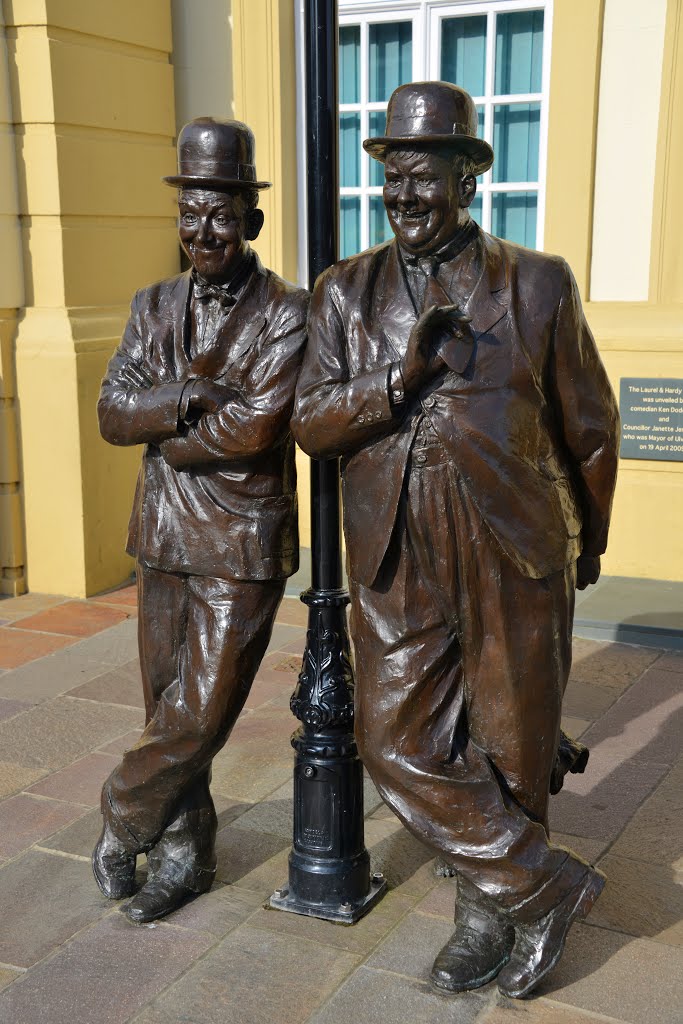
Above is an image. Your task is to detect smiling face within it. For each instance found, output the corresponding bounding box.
[178,189,263,283]
[382,149,476,256]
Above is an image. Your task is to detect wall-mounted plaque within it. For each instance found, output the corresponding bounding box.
[619,378,683,461]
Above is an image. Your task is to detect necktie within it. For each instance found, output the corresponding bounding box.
[416,256,474,375]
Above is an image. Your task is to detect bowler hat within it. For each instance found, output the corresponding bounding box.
[363,82,494,175]
[163,117,271,191]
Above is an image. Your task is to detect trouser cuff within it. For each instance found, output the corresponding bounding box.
[504,853,591,924]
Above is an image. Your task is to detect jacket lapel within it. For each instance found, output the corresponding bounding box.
[462,231,509,340]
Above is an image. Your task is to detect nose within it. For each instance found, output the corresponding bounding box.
[195,215,213,245]
[397,177,417,208]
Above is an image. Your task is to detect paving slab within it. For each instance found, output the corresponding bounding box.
[248,890,416,955]
[0,630,77,670]
[159,881,263,938]
[0,912,214,1024]
[610,756,683,868]
[214,824,290,887]
[580,667,683,767]
[481,997,625,1022]
[26,752,120,807]
[0,761,46,801]
[129,924,360,1024]
[363,817,437,897]
[91,585,137,607]
[548,833,610,864]
[654,651,683,674]
[0,645,120,704]
[9,602,131,638]
[0,697,28,722]
[538,922,683,1024]
[274,598,309,627]
[96,728,144,755]
[266,623,307,655]
[66,659,144,709]
[570,639,661,691]
[0,795,87,859]
[0,849,111,967]
[549,755,668,842]
[73,617,140,666]
[0,969,21,993]
[0,696,143,771]
[39,807,103,858]
[365,909,454,982]
[0,593,67,621]
[588,853,683,945]
[307,965,492,1024]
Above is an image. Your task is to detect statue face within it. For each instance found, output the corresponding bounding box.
[178,189,252,283]
[383,149,474,255]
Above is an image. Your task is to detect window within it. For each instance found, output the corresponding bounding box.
[336,1,551,259]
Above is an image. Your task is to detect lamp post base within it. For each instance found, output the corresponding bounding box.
[269,871,387,924]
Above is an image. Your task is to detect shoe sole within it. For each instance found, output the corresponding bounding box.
[430,951,511,995]
[499,869,606,1000]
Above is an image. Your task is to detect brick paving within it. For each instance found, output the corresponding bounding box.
[0,586,680,1024]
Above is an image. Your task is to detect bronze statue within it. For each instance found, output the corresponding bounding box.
[92,118,308,923]
[292,82,619,999]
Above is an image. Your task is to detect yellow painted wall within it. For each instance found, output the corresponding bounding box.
[5,0,178,596]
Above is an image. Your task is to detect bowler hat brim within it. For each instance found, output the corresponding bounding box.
[363,134,493,176]
[163,174,272,191]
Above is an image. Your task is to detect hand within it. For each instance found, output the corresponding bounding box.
[120,361,153,389]
[576,554,601,590]
[400,305,472,392]
[186,379,234,416]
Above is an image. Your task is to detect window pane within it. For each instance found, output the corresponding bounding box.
[369,196,392,247]
[339,25,360,104]
[476,103,485,139]
[340,196,361,258]
[492,103,540,183]
[368,110,386,186]
[492,192,537,247]
[369,22,412,103]
[469,194,482,226]
[440,16,486,96]
[339,112,360,187]
[495,11,544,95]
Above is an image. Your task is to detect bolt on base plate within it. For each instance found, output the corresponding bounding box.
[269,873,387,925]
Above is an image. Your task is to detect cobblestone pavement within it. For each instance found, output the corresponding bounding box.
[0,586,681,1024]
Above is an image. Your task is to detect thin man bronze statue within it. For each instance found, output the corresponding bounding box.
[293,82,619,999]
[93,118,308,923]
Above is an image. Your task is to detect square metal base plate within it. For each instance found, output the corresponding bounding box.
[268,876,387,924]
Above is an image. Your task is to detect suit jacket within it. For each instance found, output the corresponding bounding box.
[99,254,309,581]
[292,231,619,586]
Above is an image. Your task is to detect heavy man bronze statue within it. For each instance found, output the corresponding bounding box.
[293,82,619,998]
[93,118,308,923]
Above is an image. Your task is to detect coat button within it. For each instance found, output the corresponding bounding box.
[423,396,436,409]
[375,411,382,420]
[358,415,365,424]
[415,452,427,465]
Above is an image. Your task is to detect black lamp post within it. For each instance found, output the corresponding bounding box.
[269,0,387,924]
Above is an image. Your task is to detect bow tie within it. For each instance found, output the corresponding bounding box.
[193,280,237,308]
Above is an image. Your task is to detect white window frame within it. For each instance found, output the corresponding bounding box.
[294,0,553,284]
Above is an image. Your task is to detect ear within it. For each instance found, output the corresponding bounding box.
[457,174,477,209]
[245,208,264,241]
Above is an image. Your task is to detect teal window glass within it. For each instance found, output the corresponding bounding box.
[495,11,544,95]
[492,192,537,247]
[492,103,540,183]
[469,194,482,225]
[339,25,360,104]
[476,103,484,139]
[440,16,486,96]
[369,22,412,103]
[368,110,386,186]
[340,196,360,259]
[369,196,392,247]
[339,113,360,187]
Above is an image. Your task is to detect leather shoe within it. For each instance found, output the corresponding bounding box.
[431,891,515,993]
[122,875,211,924]
[498,866,606,999]
[92,825,137,900]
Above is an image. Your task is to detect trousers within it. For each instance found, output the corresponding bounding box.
[349,447,590,921]
[103,563,284,887]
